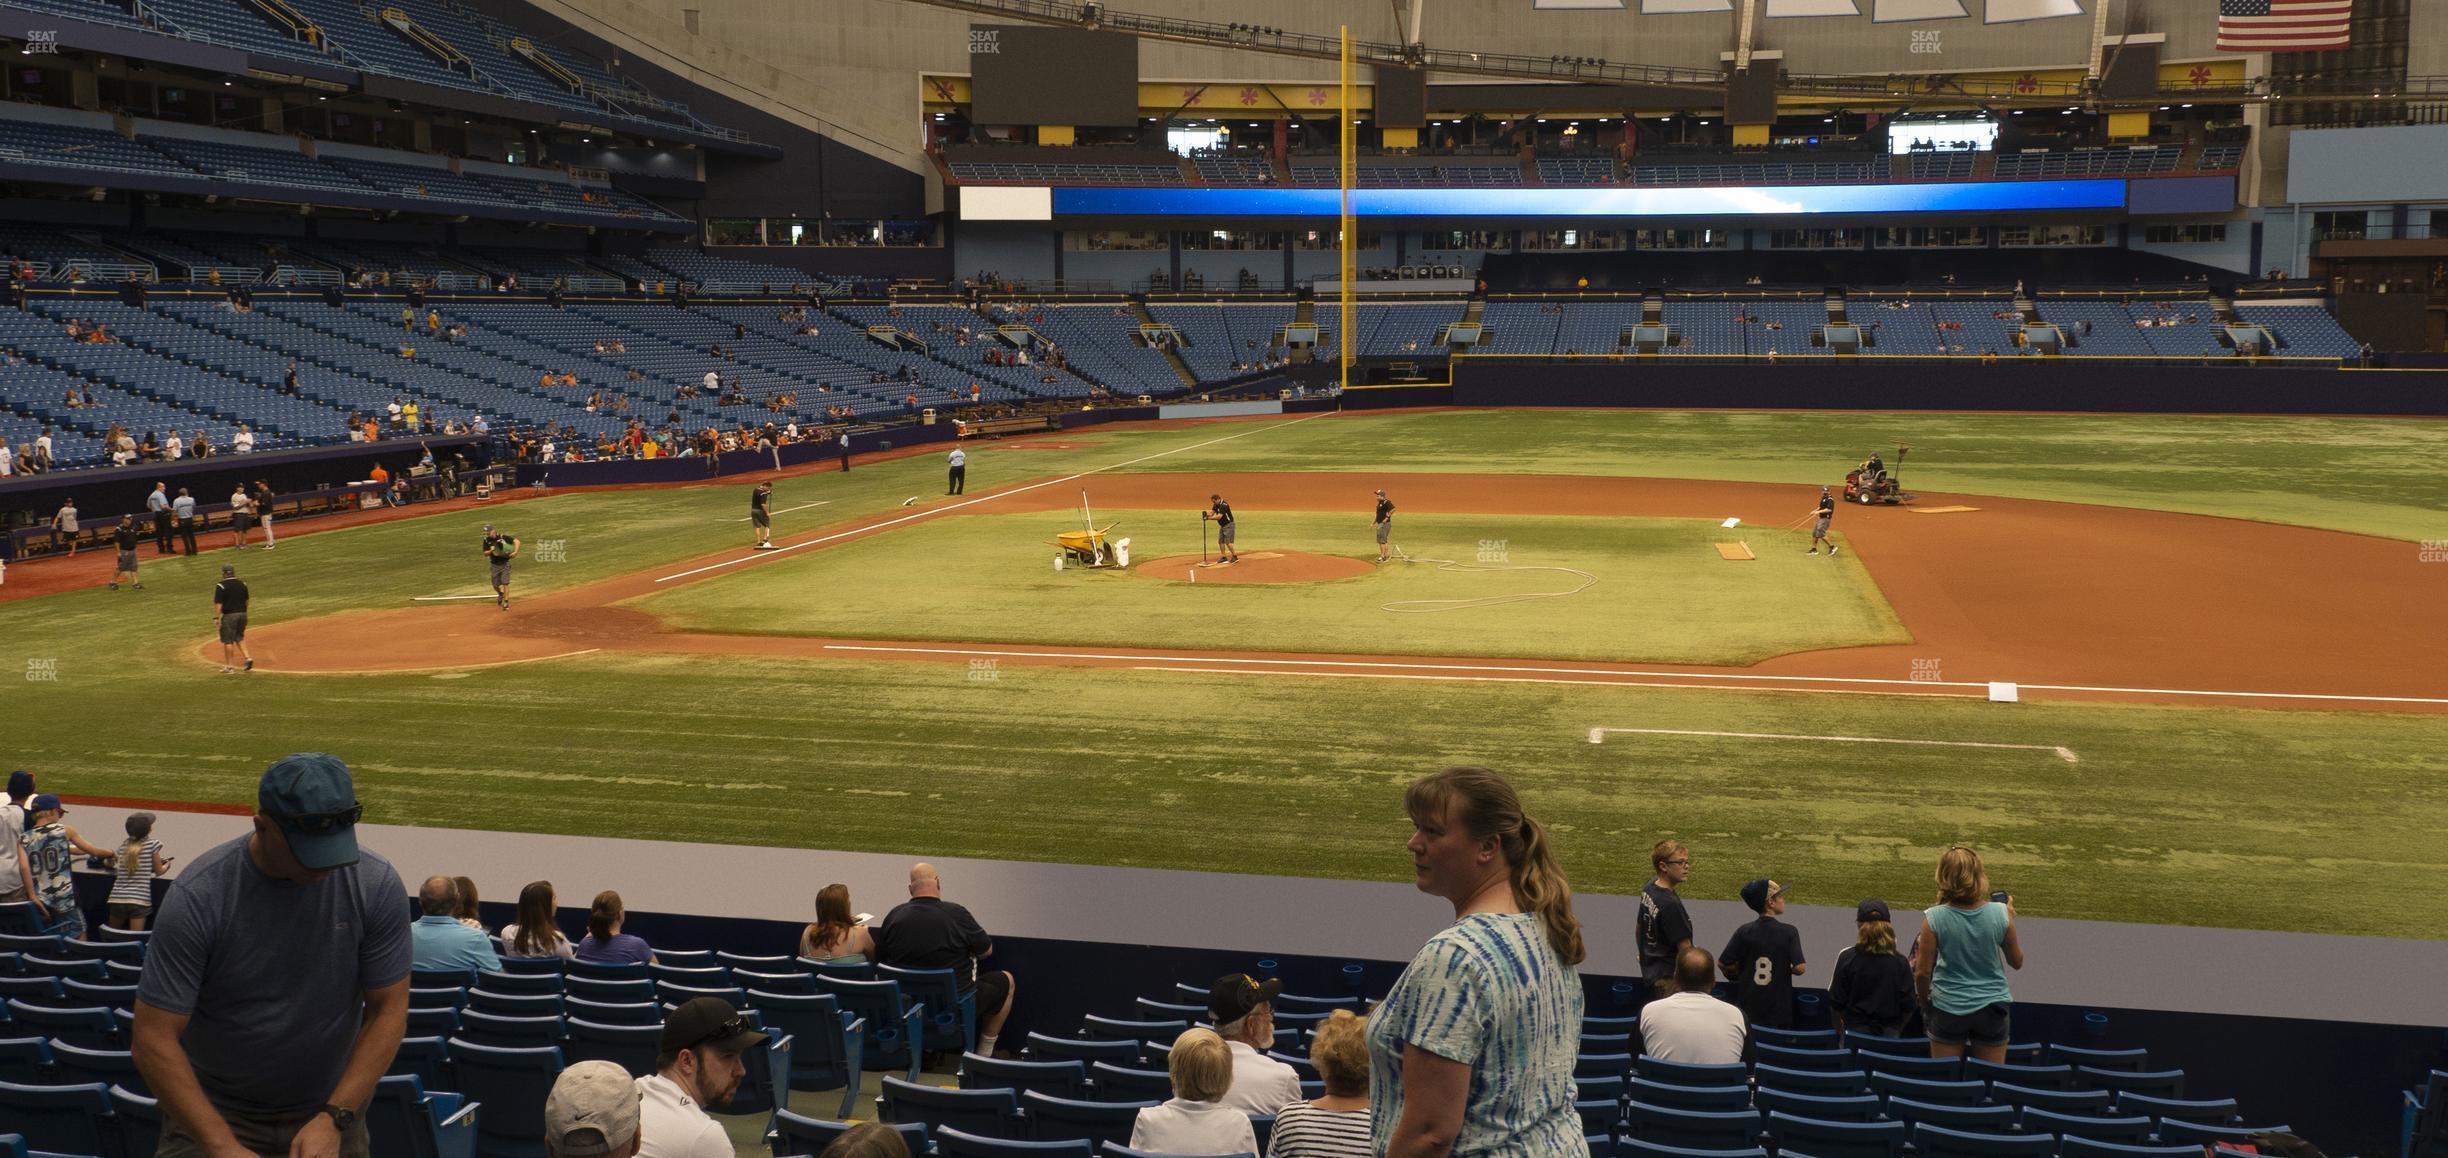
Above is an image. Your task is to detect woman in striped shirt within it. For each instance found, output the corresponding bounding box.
[106,812,173,931]
[1268,1009,1372,1158]
[1369,767,1588,1158]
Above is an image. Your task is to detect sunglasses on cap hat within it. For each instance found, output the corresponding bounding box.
[277,803,365,834]
[681,1016,750,1052]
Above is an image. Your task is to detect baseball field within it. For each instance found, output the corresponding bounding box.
[7,406,2447,940]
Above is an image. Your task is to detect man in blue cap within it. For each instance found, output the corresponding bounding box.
[134,753,410,1158]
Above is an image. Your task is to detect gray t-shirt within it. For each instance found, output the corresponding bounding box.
[136,834,412,1115]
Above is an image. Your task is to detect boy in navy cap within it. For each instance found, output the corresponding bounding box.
[134,753,409,1158]
[1719,878,1807,1029]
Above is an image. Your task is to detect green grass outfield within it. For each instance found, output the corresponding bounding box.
[635,510,1909,664]
[4,409,2445,938]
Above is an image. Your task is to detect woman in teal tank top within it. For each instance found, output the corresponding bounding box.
[1912,845,2026,1063]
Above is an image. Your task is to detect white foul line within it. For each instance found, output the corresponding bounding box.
[654,413,1329,583]
[822,643,2448,707]
[1131,666,1978,699]
[731,500,831,522]
[411,594,500,602]
[1589,726,2078,763]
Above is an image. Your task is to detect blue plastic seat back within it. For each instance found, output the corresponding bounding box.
[736,968,817,995]
[1617,1141,1766,1158]
[387,1036,451,1091]
[1885,1096,2014,1132]
[563,974,657,1003]
[1964,1059,2076,1090]
[883,1075,1022,1140]
[2020,1108,2156,1144]
[466,989,563,1018]
[1756,1042,1853,1072]
[1628,1077,1750,1113]
[1087,1061,1173,1104]
[0,1079,114,1155]
[2047,1044,2149,1073]
[446,1039,564,1158]
[562,997,662,1026]
[880,964,978,1054]
[1752,1064,1869,1097]
[938,1125,1096,1158]
[2058,1139,2211,1158]
[110,1083,161,1158]
[563,1017,660,1079]
[4,1002,117,1050]
[1763,1110,1908,1158]
[2156,1120,2290,1147]
[1632,1056,1747,1087]
[814,976,915,1070]
[1754,1087,1881,1121]
[962,1054,1090,1101]
[1023,1033,1141,1066]
[1914,1122,2059,1158]
[1860,1053,1963,1082]
[1021,1091,1158,1148]
[2078,1067,2186,1099]
[457,1009,564,1048]
[1751,1025,1841,1050]
[1869,1072,1986,1106]
[1622,1100,1761,1151]
[48,1041,143,1096]
[473,969,563,995]
[2115,1093,2240,1124]
[1991,1082,2113,1114]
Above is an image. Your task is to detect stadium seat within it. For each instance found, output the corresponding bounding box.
[803,958,877,982]
[1963,1059,2076,1089]
[718,951,799,972]
[2057,1139,2207,1158]
[725,1032,794,1118]
[0,906,45,937]
[1991,1082,2114,1114]
[566,959,651,982]
[1135,999,1208,1022]
[1763,1111,1908,1158]
[1755,1043,1853,1072]
[939,1126,1096,1158]
[410,986,470,1011]
[1578,1074,1628,1104]
[496,955,565,975]
[814,976,924,1081]
[2115,1093,2240,1124]
[1581,1033,1636,1054]
[60,980,137,1009]
[1273,992,1365,1016]
[882,1075,1023,1140]
[656,981,751,1009]
[1579,1098,1624,1136]
[1914,1122,2057,1158]
[1753,1087,1881,1121]
[110,1083,162,1158]
[457,1009,564,1048]
[56,940,141,965]
[1081,1015,1186,1045]
[1622,1101,1760,1151]
[16,957,106,983]
[746,990,864,1114]
[880,964,979,1055]
[1883,1096,2014,1132]
[736,968,818,995]
[1629,1077,1753,1112]
[1753,1064,1870,1096]
[771,1111,927,1157]
[1588,1135,1617,1158]
[2048,1044,2149,1072]
[47,1041,142,1095]
[446,1039,564,1158]
[1022,1091,1157,1148]
[2155,1120,2290,1146]
[562,997,661,1026]
[565,976,657,1003]
[1087,1061,1173,1103]
[1024,1033,1143,1066]
[1633,1057,1747,1087]
[963,1054,1092,1101]
[4,1002,116,1050]
[1752,1026,1841,1050]
[1616,1141,1768,1158]
[466,989,563,1018]
[2020,1108,2156,1143]
[0,1037,52,1085]
[0,1080,116,1156]
[0,979,63,1006]
[1868,1072,1985,1106]
[2078,1068,2185,1099]
[1845,1032,1929,1055]
[473,969,563,995]
[1101,1145,1253,1158]
[0,934,63,956]
[412,967,478,991]
[387,1036,452,1091]
[1579,1053,1636,1079]
[650,963,732,989]
[1860,1053,1963,1081]
[366,1073,477,1158]
[564,1017,661,1079]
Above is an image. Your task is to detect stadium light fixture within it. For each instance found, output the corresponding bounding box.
[2181,103,2192,108]
[2158,105,2170,110]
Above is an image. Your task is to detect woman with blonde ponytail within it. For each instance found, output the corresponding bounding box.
[1368,767,1587,1158]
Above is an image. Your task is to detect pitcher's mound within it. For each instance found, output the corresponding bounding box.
[1133,550,1377,584]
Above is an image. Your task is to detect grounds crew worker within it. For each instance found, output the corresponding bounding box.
[1807,487,1838,556]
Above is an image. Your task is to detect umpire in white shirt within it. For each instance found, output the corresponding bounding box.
[1208,973,1303,1115]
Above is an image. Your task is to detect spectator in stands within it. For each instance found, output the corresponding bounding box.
[576,889,655,964]
[1131,1027,1260,1156]
[819,1122,910,1158]
[1719,878,1805,1029]
[637,996,769,1156]
[1639,946,1745,1065]
[0,792,29,907]
[1828,898,1914,1037]
[1207,973,1303,1114]
[546,1058,642,1158]
[105,812,172,931]
[134,753,409,1157]
[412,875,502,971]
[874,862,1016,1056]
[799,883,875,963]
[25,794,109,937]
[1637,839,1695,998]
[1372,767,1584,1158]
[502,880,577,961]
[193,430,215,459]
[2,770,31,836]
[1914,845,2024,1063]
[1270,1009,1371,1158]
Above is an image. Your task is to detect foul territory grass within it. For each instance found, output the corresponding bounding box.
[631,510,1910,664]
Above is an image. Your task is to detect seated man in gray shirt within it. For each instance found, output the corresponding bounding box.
[134,753,411,1158]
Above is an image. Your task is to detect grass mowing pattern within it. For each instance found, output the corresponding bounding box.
[635,511,1909,664]
[3,412,2445,938]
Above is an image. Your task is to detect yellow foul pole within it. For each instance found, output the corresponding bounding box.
[1338,26,1353,393]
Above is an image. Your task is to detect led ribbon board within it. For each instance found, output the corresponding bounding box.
[1048,180,2127,217]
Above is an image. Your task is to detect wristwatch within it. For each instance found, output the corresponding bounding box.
[321,1104,358,1131]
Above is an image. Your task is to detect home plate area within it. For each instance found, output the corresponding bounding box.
[1130,550,1378,583]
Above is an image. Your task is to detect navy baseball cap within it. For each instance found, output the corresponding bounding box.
[257,753,364,870]
[1741,878,1786,913]
[1856,898,1891,923]
[29,793,62,814]
[6,770,31,797]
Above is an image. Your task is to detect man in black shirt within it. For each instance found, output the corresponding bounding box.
[750,482,775,550]
[1808,487,1838,556]
[213,564,252,674]
[1637,839,1694,998]
[1203,494,1239,565]
[873,863,1015,1057]
[1720,878,1806,1029]
[1372,489,1395,564]
[109,516,144,592]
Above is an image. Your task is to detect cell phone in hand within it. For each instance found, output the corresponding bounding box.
[1990,890,2009,904]
[855,912,874,925]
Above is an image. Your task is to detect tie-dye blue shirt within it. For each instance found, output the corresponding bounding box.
[1367,912,1587,1158]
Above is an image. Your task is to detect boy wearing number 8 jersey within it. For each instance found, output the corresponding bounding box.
[1719,878,1807,1029]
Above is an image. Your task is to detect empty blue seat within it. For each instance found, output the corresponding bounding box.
[883,1075,1022,1140]
[446,1039,563,1158]
[1579,1098,1623,1136]
[56,940,142,965]
[1755,1087,1880,1121]
[0,1038,52,1085]
[5,1002,116,1050]
[16,957,106,983]
[565,975,657,1003]
[1884,1097,2013,1132]
[718,951,798,972]
[1633,1057,1746,1087]
[939,1126,1095,1158]
[1088,1061,1172,1104]
[409,987,470,1011]
[1913,1122,2056,1158]
[1751,1026,1841,1050]
[964,1054,1091,1101]
[1860,1053,1962,1082]
[2057,1139,2205,1158]
[457,1009,564,1048]
[495,955,565,975]
[771,1110,927,1156]
[411,967,477,991]
[1581,1033,1635,1054]
[1024,1033,1142,1066]
[110,1083,162,1158]
[1578,1053,1636,1080]
[2078,1068,2185,1100]
[473,969,563,995]
[1022,1091,1156,1148]
[565,959,650,982]
[736,968,817,995]
[1134,999,1207,1022]
[405,1008,463,1037]
[1622,1101,1759,1151]
[1628,1077,1751,1112]
[649,963,732,989]
[655,981,750,1009]
[2048,1045,2148,1072]
[1616,1141,1767,1158]
[564,1017,660,1079]
[2115,1093,2240,1124]
[60,980,138,1009]
[0,1080,115,1156]
[747,990,864,1115]
[815,975,924,1081]
[1578,1075,1627,1104]
[2021,1108,2155,1143]
[1963,1059,2075,1089]
[2154,1120,2288,1147]
[0,935,64,956]
[366,1073,477,1158]
[0,978,63,1005]
[1753,1064,1869,1096]
[1869,1072,1985,1106]
[803,958,876,982]
[651,948,718,969]
[1081,1015,1185,1045]
[466,989,563,1018]
[1756,1043,1853,1072]
[1763,1111,1907,1158]
[48,1041,142,1095]
[880,964,979,1056]
[563,997,661,1026]
[387,1036,451,1091]
[726,1032,793,1119]
[1991,1082,2113,1114]
[0,906,47,937]
[1845,1032,1929,1056]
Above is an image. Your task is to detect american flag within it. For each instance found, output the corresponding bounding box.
[2217,0,2353,52]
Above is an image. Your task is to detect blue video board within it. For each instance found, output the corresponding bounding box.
[1050,181,2127,217]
